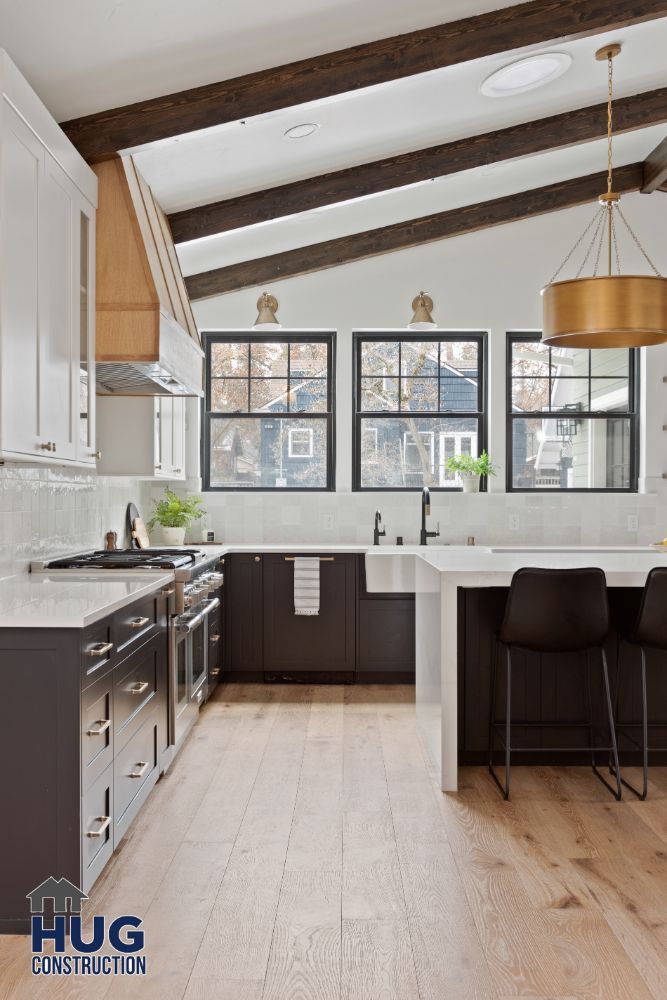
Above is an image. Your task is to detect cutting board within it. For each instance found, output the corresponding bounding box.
[126,502,150,549]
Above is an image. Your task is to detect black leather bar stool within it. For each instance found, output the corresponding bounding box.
[615,566,667,800]
[488,567,621,801]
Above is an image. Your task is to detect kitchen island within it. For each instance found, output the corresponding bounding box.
[365,545,667,791]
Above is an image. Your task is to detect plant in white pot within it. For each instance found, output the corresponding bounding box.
[445,451,496,493]
[147,488,206,546]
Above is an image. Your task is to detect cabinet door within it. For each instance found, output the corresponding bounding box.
[156,397,173,477]
[75,195,96,464]
[39,153,76,459]
[226,555,263,676]
[263,554,357,675]
[0,101,42,457]
[170,396,185,478]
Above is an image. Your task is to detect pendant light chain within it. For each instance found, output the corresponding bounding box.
[546,207,603,285]
[607,52,614,195]
[575,206,606,278]
[616,204,662,276]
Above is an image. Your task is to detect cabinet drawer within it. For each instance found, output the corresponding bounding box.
[113,713,158,847]
[81,619,114,688]
[114,594,158,658]
[113,637,159,749]
[81,672,113,791]
[81,764,113,893]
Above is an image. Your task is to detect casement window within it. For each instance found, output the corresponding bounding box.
[202,333,335,490]
[353,332,487,490]
[507,332,639,492]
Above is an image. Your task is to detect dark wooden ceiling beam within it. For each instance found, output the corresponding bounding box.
[61,0,667,161]
[641,134,667,192]
[184,163,643,299]
[169,88,667,242]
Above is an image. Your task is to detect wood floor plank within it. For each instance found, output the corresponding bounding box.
[183,980,263,1000]
[341,919,420,1000]
[262,870,341,1000]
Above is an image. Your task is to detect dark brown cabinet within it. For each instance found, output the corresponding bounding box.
[224,553,415,683]
[0,587,170,934]
[226,553,264,678]
[264,554,357,681]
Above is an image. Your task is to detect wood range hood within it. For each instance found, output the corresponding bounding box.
[93,157,203,396]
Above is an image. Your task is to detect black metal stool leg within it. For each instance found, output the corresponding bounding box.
[610,635,622,774]
[594,648,622,800]
[619,646,649,800]
[488,639,498,775]
[585,650,595,771]
[488,644,511,800]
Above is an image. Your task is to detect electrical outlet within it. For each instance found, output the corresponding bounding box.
[322,513,334,531]
[627,514,639,532]
[509,514,520,531]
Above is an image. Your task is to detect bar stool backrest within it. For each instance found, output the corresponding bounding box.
[499,567,609,652]
[633,567,667,649]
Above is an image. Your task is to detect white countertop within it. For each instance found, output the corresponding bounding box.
[0,571,174,628]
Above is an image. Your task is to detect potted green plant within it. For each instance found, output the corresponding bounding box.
[147,488,206,545]
[445,451,496,493]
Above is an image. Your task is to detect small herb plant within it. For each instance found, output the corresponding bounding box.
[147,488,206,530]
[445,451,497,478]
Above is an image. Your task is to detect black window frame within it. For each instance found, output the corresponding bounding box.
[506,331,640,494]
[352,331,488,492]
[201,331,336,492]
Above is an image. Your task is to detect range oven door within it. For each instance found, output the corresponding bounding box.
[169,596,221,753]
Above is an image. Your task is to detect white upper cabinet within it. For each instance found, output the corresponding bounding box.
[0,51,97,466]
[95,395,186,480]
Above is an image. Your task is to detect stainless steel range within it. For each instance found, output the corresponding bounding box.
[31,547,225,764]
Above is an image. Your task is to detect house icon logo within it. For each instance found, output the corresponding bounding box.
[26,876,88,915]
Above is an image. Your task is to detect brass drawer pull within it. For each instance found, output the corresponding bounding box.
[130,680,149,695]
[284,556,334,561]
[128,761,149,779]
[161,587,175,596]
[210,667,220,677]
[129,617,150,628]
[86,719,110,736]
[84,641,113,657]
[209,634,221,643]
[86,815,111,838]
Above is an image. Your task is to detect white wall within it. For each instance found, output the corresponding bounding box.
[177,193,667,547]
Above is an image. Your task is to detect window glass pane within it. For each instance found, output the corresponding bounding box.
[209,417,328,488]
[441,341,478,375]
[358,416,479,488]
[511,377,549,413]
[250,342,288,377]
[510,417,632,489]
[401,377,438,411]
[511,340,549,378]
[590,378,629,411]
[211,342,248,377]
[289,378,328,412]
[361,341,399,376]
[550,378,589,409]
[211,378,248,412]
[401,341,439,377]
[440,376,479,411]
[550,346,588,377]
[361,377,399,411]
[590,349,629,378]
[250,378,288,411]
[290,342,328,377]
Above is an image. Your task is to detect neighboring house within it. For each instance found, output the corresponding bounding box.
[26,876,88,914]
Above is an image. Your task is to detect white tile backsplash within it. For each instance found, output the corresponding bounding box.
[0,465,152,577]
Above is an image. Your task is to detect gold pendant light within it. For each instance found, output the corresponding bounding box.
[541,44,667,349]
[253,292,281,330]
[408,291,436,330]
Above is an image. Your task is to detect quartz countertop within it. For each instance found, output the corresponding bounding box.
[0,571,174,628]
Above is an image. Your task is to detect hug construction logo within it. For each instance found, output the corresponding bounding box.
[26,877,147,977]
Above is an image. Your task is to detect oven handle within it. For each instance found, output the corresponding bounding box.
[174,596,220,634]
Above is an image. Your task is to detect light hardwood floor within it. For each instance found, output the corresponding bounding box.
[2,683,667,999]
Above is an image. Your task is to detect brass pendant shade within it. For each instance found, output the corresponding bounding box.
[542,275,667,348]
[541,44,667,349]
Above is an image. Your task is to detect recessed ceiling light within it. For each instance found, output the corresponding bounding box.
[284,123,320,139]
[480,52,572,97]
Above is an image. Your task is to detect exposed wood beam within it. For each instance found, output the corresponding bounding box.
[61,0,667,161]
[169,89,667,242]
[184,163,643,299]
[641,134,667,192]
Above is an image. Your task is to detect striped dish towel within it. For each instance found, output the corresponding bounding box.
[293,557,320,616]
